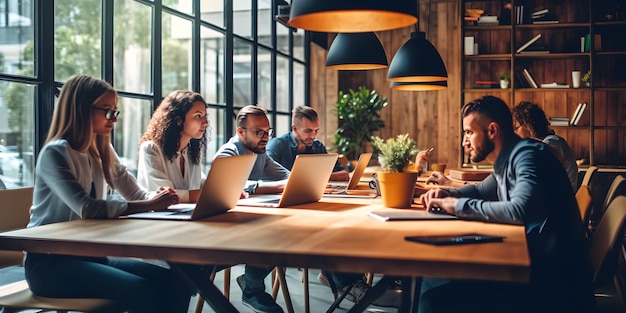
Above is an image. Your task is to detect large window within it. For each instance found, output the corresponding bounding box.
[0,0,309,189]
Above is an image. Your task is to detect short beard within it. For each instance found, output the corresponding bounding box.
[244,141,266,154]
[471,134,494,163]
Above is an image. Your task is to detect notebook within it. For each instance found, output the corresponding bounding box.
[236,154,338,208]
[324,152,376,198]
[125,154,257,220]
[368,209,458,221]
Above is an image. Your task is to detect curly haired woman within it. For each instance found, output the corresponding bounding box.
[137,90,210,203]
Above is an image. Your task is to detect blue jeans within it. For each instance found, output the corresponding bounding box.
[243,265,275,294]
[25,253,193,313]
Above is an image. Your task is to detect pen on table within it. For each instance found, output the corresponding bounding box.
[426,147,434,154]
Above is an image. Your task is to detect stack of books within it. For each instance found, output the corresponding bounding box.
[473,80,499,89]
[549,117,570,126]
[540,82,570,88]
[477,15,499,25]
[531,9,559,24]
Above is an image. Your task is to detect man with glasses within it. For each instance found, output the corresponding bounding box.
[215,105,289,313]
[267,105,349,181]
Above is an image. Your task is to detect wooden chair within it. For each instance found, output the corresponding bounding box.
[589,175,626,238]
[576,184,593,236]
[580,165,598,188]
[0,187,119,313]
[589,195,626,309]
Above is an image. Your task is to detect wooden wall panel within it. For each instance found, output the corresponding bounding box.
[309,0,463,167]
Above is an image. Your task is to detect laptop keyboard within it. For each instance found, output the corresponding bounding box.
[171,209,194,215]
[259,198,280,204]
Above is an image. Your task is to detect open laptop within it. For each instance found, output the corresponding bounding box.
[324,152,376,198]
[236,154,338,208]
[125,154,257,220]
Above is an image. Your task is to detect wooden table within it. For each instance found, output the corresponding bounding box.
[0,197,529,312]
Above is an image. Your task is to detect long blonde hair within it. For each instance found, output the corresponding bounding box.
[46,75,118,187]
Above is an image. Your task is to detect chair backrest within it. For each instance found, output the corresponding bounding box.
[589,195,626,287]
[0,187,34,268]
[580,166,598,188]
[576,184,593,225]
[601,175,626,216]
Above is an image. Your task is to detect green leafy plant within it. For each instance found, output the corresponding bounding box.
[498,71,510,82]
[582,70,591,83]
[333,86,387,160]
[371,134,418,172]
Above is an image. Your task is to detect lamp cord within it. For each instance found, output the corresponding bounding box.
[426,0,432,38]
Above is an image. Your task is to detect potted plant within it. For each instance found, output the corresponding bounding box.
[371,134,419,208]
[582,70,591,87]
[498,72,510,89]
[333,86,387,166]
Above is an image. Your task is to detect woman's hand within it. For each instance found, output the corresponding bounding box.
[150,188,179,211]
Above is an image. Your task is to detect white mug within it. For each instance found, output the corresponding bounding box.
[572,71,581,88]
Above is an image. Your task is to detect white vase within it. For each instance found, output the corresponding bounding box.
[500,79,509,89]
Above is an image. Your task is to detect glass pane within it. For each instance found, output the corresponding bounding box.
[233,0,251,39]
[293,30,305,61]
[54,0,102,82]
[162,12,192,96]
[200,0,223,28]
[205,106,225,167]
[257,47,271,108]
[0,81,35,189]
[200,26,224,104]
[276,23,290,54]
[163,0,192,15]
[276,55,289,112]
[233,38,252,106]
[275,114,290,137]
[113,97,152,177]
[293,62,305,107]
[114,0,152,94]
[0,0,34,76]
[258,0,272,47]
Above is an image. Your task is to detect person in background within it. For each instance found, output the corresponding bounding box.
[511,101,578,191]
[25,75,193,313]
[267,105,349,181]
[419,95,594,313]
[214,105,289,313]
[137,90,210,202]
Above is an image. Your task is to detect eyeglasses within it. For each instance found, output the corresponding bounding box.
[92,107,120,120]
[242,127,274,138]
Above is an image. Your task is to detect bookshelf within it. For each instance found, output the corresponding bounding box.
[461,0,626,167]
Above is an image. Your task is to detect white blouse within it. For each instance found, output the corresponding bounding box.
[136,141,206,202]
[28,139,151,228]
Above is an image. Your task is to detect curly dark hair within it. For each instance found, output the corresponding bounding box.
[140,90,209,164]
[511,101,555,138]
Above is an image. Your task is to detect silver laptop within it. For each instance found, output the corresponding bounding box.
[237,154,338,208]
[126,154,257,220]
[324,152,376,198]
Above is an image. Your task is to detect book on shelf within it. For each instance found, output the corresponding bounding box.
[519,44,550,53]
[515,5,531,24]
[532,12,558,24]
[522,69,539,88]
[531,9,549,17]
[473,80,499,88]
[477,15,499,25]
[540,82,570,88]
[549,117,570,127]
[516,34,542,53]
[515,71,531,88]
[570,102,588,126]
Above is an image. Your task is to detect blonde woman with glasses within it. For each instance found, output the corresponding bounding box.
[25,75,194,313]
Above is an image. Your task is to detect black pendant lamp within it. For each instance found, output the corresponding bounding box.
[326,33,388,70]
[387,31,448,83]
[288,0,417,33]
[390,80,448,91]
